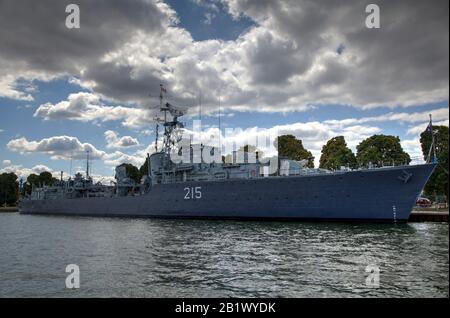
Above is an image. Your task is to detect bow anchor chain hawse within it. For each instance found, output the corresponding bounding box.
[398,170,413,184]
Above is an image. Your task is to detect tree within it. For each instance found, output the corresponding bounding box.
[24,173,38,195]
[122,163,141,184]
[26,173,40,186]
[38,171,57,185]
[139,157,151,179]
[275,135,314,168]
[319,136,357,170]
[22,171,58,194]
[23,171,58,194]
[356,135,411,168]
[420,125,449,202]
[0,172,19,206]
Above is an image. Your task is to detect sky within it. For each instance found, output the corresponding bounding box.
[0,0,448,181]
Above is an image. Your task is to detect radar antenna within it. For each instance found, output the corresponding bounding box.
[149,84,186,155]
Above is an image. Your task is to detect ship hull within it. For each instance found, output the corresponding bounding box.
[19,164,436,222]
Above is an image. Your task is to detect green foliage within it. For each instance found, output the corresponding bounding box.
[115,159,150,184]
[122,163,141,183]
[139,157,151,179]
[319,136,357,170]
[275,135,314,168]
[356,135,411,168]
[0,172,19,206]
[420,125,449,202]
[26,173,40,186]
[24,171,58,194]
[38,171,56,185]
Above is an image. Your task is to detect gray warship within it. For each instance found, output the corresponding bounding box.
[19,86,437,222]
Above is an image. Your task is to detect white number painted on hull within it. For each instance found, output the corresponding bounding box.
[184,186,202,200]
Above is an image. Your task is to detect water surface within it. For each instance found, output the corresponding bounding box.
[0,213,448,297]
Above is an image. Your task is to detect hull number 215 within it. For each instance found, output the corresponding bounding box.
[184,187,202,200]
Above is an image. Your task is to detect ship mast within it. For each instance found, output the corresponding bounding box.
[154,84,185,156]
[160,84,169,154]
[152,84,168,154]
[218,87,221,151]
[86,150,90,178]
[154,124,159,152]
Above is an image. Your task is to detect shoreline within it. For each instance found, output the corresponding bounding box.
[2,206,448,222]
[0,206,18,213]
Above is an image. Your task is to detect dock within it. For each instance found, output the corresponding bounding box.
[409,210,449,222]
[0,206,18,213]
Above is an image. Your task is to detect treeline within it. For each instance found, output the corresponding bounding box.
[121,129,448,201]
[0,172,18,206]
[277,134,411,170]
[276,128,448,202]
[0,127,448,205]
[0,171,58,206]
[24,172,58,194]
[419,126,449,201]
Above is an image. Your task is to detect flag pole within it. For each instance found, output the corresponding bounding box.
[429,114,437,163]
[426,114,437,164]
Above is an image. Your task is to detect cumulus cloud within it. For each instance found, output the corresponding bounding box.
[401,138,425,162]
[181,107,445,166]
[203,12,216,25]
[182,119,383,166]
[2,0,448,172]
[104,130,140,149]
[34,92,152,128]
[222,0,448,109]
[103,151,146,168]
[6,135,106,160]
[0,160,115,183]
[0,75,34,101]
[7,108,437,170]
[5,134,148,171]
[0,0,176,100]
[192,0,220,12]
[0,161,54,179]
[0,0,447,115]
[324,107,449,129]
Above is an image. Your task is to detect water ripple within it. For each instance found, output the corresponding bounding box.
[0,214,448,297]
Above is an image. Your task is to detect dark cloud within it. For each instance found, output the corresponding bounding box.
[244,29,310,85]
[0,0,448,115]
[0,0,168,73]
[83,61,163,103]
[225,0,449,108]
[6,135,106,160]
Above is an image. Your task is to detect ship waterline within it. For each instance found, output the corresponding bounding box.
[19,86,438,222]
[20,163,436,222]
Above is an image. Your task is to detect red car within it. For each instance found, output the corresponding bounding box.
[416,197,432,207]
